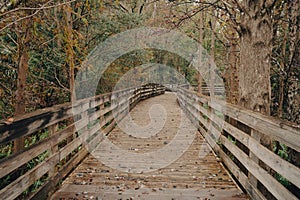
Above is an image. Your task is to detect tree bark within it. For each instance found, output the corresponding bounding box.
[286,0,300,169]
[15,19,30,115]
[64,3,75,102]
[15,43,29,115]
[239,1,272,116]
[210,8,216,97]
[14,17,31,152]
[197,4,204,94]
[227,42,239,104]
[238,1,274,195]
[277,3,288,118]
[54,6,62,48]
[287,0,300,125]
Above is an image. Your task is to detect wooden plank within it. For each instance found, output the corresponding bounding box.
[51,91,246,198]
[74,116,89,131]
[178,87,300,199]
[1,84,170,199]
[215,145,266,200]
[0,121,77,179]
[0,151,58,200]
[0,104,74,145]
[49,123,59,176]
[220,135,297,200]
[72,101,90,116]
[59,105,120,161]
[209,99,300,152]
[189,94,300,189]
[0,141,51,179]
[221,120,300,188]
[179,87,300,152]
[248,130,261,188]
[0,102,69,132]
[31,148,89,200]
[59,131,88,161]
[178,86,299,177]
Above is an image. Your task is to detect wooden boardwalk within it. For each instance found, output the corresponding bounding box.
[51,93,247,200]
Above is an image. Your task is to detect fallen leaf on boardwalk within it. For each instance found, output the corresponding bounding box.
[4,117,14,125]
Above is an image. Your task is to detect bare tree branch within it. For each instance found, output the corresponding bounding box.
[0,0,79,33]
[0,0,54,32]
[0,0,76,17]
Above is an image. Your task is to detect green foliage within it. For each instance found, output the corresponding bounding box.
[272,142,291,187]
[0,142,13,159]
[277,143,289,160]
[275,173,290,187]
[25,130,49,148]
[0,30,18,118]
[27,151,49,170]
[227,134,236,145]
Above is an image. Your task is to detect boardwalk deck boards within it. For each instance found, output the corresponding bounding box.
[51,93,247,200]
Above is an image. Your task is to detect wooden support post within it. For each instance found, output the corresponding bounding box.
[99,97,105,130]
[13,136,25,154]
[81,103,89,150]
[248,129,261,188]
[49,123,59,176]
[66,118,74,161]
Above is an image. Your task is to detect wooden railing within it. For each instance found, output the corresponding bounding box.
[177,87,300,200]
[191,84,225,96]
[0,83,165,200]
[165,84,225,96]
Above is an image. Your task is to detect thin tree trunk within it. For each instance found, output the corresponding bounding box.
[64,3,75,102]
[197,6,204,94]
[64,3,76,158]
[54,6,62,48]
[16,44,29,115]
[210,8,216,97]
[14,18,30,152]
[152,2,156,19]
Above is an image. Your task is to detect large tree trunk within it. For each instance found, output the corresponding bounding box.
[286,0,300,170]
[239,2,272,116]
[286,0,300,125]
[238,1,274,195]
[223,41,239,104]
[226,42,239,104]
[277,3,288,118]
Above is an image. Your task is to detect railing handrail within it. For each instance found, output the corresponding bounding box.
[177,86,300,200]
[178,87,300,149]
[0,83,166,200]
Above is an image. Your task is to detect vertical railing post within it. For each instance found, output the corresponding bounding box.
[81,102,89,150]
[13,136,25,154]
[249,129,261,188]
[99,96,105,131]
[49,123,59,176]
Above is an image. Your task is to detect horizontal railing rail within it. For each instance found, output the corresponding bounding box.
[191,84,225,96]
[0,83,165,200]
[177,87,300,200]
